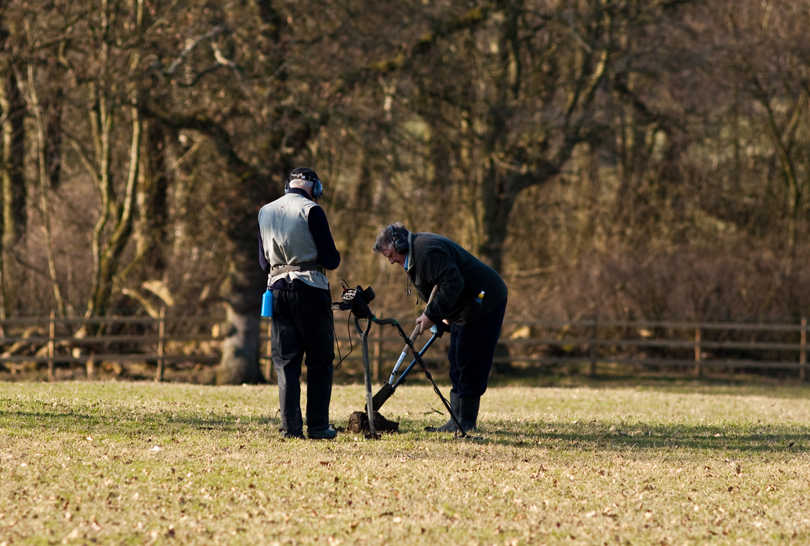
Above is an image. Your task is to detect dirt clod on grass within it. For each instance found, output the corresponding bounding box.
[346,411,399,433]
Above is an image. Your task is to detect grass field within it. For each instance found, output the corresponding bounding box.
[1,380,810,545]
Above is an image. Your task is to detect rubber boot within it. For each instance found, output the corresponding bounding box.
[458,395,480,432]
[425,390,459,432]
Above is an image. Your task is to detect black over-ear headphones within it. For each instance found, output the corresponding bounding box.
[285,168,324,199]
[388,225,409,254]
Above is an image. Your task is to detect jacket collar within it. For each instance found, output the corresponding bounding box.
[404,232,415,272]
[287,187,311,199]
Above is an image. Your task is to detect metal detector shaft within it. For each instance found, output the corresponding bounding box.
[388,325,420,384]
[356,317,377,439]
[390,333,438,389]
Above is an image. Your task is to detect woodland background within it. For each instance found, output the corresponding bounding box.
[0,0,808,383]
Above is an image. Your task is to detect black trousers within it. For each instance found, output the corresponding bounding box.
[447,298,507,398]
[270,288,335,435]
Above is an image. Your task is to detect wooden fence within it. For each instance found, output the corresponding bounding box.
[0,312,807,381]
[0,311,223,381]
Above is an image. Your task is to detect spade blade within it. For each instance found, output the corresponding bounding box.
[368,383,396,412]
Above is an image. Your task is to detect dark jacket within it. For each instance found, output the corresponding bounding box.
[407,233,507,326]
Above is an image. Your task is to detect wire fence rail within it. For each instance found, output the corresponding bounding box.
[0,311,807,382]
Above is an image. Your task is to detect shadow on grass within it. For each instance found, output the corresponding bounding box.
[2,406,808,453]
[471,421,810,453]
[0,409,280,437]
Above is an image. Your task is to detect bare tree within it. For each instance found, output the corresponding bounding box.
[0,6,27,315]
[720,0,810,270]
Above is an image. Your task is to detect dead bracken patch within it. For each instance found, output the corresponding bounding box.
[346,411,399,433]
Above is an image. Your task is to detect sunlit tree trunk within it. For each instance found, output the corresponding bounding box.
[25,60,66,317]
[0,32,26,315]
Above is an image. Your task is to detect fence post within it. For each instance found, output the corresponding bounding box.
[155,306,166,382]
[800,317,807,382]
[48,310,55,382]
[265,320,273,381]
[694,326,702,378]
[373,322,382,381]
[589,316,598,377]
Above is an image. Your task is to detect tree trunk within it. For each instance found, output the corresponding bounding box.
[0,53,26,315]
[87,100,141,318]
[26,61,66,317]
[214,176,272,385]
[477,167,516,273]
[135,119,169,275]
[216,294,265,385]
[0,69,26,247]
[44,87,63,190]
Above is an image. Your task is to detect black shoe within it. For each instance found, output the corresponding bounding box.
[425,390,460,432]
[281,431,304,439]
[308,425,338,440]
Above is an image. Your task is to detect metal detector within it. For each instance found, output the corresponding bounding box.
[333,282,467,440]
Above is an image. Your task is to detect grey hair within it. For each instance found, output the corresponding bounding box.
[288,178,314,192]
[373,222,408,254]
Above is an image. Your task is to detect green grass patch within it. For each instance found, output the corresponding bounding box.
[1,381,810,545]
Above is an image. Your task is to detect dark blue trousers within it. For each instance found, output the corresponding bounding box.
[270,289,335,435]
[447,298,507,398]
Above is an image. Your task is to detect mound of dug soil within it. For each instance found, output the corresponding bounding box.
[346,411,399,434]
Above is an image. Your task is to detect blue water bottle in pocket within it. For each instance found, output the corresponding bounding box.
[261,289,273,318]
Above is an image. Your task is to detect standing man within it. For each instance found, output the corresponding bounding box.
[373,223,508,433]
[258,167,340,440]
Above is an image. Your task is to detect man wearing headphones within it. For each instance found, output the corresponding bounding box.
[258,167,341,439]
[373,223,508,433]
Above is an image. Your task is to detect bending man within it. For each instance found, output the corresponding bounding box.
[259,168,340,440]
[373,223,507,432]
